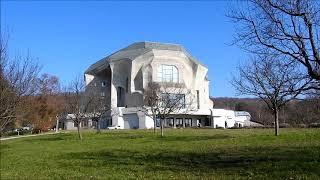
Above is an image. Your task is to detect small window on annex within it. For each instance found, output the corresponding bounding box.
[157,65,178,83]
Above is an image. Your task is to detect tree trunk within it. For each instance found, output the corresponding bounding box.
[55,115,59,133]
[96,118,101,134]
[182,118,185,128]
[274,108,279,136]
[97,119,101,134]
[160,118,164,137]
[153,115,156,133]
[77,123,82,140]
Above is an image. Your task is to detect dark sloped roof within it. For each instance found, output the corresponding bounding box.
[85,57,109,74]
[85,41,206,74]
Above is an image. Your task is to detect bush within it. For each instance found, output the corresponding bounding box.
[32,128,50,134]
[279,123,291,128]
[296,124,307,128]
[309,123,320,128]
[3,131,19,137]
[32,128,42,134]
[19,129,32,135]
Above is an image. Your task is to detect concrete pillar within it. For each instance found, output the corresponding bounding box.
[137,110,146,129]
[111,107,119,127]
[88,119,92,128]
[109,63,117,108]
[182,118,186,128]
[173,118,176,129]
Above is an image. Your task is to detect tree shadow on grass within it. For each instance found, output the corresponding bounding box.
[0,144,10,150]
[24,133,74,142]
[156,134,230,142]
[59,145,320,178]
[98,133,230,142]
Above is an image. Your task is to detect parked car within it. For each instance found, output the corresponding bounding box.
[11,128,32,135]
[107,125,121,130]
[22,126,31,131]
[13,128,23,132]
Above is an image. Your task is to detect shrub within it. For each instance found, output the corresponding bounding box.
[279,123,291,128]
[309,123,320,128]
[296,124,307,128]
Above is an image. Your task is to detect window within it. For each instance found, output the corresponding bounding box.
[102,81,106,87]
[117,87,125,107]
[100,92,105,97]
[176,118,183,127]
[157,65,178,83]
[165,118,174,127]
[184,118,192,127]
[161,93,185,108]
[82,120,88,127]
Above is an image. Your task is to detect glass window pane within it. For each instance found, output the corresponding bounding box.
[158,65,179,82]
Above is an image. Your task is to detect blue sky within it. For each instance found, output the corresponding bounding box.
[1,1,247,97]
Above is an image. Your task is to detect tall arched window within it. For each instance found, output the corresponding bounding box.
[117,86,125,107]
[157,65,178,83]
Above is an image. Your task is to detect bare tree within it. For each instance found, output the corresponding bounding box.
[64,75,94,140]
[144,82,161,133]
[0,33,41,133]
[144,82,195,137]
[228,0,320,89]
[0,31,9,76]
[232,55,309,135]
[85,85,110,134]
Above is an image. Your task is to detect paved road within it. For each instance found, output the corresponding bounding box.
[0,132,58,141]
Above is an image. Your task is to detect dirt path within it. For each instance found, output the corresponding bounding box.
[0,132,58,141]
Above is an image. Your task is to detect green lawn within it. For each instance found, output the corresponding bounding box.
[1,128,320,179]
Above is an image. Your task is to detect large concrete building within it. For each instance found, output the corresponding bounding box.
[61,42,259,130]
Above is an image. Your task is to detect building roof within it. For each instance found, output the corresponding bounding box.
[85,41,206,74]
[235,111,251,117]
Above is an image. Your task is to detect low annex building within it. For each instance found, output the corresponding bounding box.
[61,42,259,130]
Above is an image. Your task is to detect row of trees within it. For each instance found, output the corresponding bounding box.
[0,33,71,136]
[0,32,64,134]
[228,0,320,135]
[0,46,102,139]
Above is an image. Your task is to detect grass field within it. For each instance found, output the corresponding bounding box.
[1,128,320,179]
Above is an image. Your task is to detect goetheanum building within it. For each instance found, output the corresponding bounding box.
[62,42,259,130]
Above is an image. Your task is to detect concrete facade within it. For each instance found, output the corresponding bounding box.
[62,41,259,130]
[59,114,94,130]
